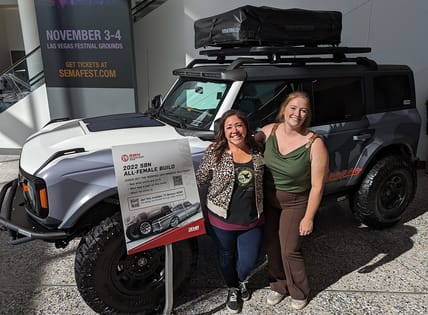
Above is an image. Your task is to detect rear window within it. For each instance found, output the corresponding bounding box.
[373,75,412,111]
[312,77,364,125]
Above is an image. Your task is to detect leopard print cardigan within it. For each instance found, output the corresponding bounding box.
[196,145,264,219]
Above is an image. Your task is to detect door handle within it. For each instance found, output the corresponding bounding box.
[353,133,372,141]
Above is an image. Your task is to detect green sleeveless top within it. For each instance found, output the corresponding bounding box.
[264,124,317,193]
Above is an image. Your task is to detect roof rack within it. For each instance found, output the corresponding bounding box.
[185,46,377,69]
[200,45,371,58]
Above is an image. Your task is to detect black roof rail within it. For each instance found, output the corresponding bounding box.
[199,45,371,58]
[180,46,377,71]
[187,46,377,69]
[223,56,378,70]
[185,58,231,68]
[355,56,378,69]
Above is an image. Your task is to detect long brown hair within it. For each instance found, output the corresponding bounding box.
[276,91,312,130]
[212,109,260,163]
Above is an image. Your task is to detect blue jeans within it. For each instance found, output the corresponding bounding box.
[210,225,263,288]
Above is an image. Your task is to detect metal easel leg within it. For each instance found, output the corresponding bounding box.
[162,243,173,315]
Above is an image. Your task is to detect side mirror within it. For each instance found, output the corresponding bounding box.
[151,94,163,109]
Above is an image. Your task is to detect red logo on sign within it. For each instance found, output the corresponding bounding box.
[121,154,129,162]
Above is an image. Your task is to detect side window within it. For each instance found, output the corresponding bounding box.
[234,81,305,130]
[234,83,263,115]
[312,77,364,125]
[373,75,412,111]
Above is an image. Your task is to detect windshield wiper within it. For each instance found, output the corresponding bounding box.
[159,112,189,129]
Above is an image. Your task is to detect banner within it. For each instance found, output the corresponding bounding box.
[112,139,206,254]
[34,0,135,88]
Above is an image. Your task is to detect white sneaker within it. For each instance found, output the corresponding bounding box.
[266,290,285,306]
[291,298,308,310]
[226,288,241,313]
[239,281,250,301]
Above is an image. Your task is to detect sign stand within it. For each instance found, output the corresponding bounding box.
[162,243,174,315]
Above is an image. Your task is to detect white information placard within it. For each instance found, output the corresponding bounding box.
[112,139,205,254]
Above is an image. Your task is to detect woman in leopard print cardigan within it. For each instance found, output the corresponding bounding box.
[196,109,264,313]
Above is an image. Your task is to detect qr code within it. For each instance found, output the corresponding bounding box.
[173,175,183,186]
[130,198,140,209]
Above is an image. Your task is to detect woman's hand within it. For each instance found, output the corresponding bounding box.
[299,217,314,236]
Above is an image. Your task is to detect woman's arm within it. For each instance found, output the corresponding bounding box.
[195,146,214,186]
[299,137,329,236]
[254,123,275,144]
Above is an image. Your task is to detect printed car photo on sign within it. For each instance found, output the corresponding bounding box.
[126,201,201,242]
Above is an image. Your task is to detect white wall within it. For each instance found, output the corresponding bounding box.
[0,84,50,154]
[0,0,17,5]
[133,0,428,160]
[0,10,9,70]
[3,7,23,51]
[133,0,186,110]
[0,6,24,71]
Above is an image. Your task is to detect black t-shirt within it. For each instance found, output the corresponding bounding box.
[226,160,258,225]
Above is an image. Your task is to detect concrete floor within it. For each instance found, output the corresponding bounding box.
[0,154,427,314]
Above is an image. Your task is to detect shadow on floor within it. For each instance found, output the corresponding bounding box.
[174,171,428,311]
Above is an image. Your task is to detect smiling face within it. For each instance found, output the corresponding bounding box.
[278,92,312,130]
[282,96,310,129]
[224,114,247,148]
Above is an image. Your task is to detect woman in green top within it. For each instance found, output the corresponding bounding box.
[257,91,329,310]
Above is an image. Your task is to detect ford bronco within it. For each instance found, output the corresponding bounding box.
[0,42,421,315]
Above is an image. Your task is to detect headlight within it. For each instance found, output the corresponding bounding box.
[19,170,49,218]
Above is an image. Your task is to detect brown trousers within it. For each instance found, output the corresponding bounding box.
[264,189,310,300]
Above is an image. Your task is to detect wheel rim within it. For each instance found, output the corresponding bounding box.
[140,221,152,235]
[378,171,408,216]
[110,246,165,296]
[170,216,179,227]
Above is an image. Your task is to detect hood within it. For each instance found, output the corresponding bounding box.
[20,113,195,175]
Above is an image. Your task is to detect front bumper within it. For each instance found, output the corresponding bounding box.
[0,179,69,244]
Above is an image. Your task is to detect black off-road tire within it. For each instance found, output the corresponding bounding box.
[125,222,142,241]
[350,155,416,229]
[75,212,198,314]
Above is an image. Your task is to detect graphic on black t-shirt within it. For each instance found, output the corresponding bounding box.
[222,161,258,225]
[236,166,253,186]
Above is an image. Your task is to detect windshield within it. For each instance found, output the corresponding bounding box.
[159,79,229,130]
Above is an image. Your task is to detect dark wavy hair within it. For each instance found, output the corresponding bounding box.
[211,109,260,163]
